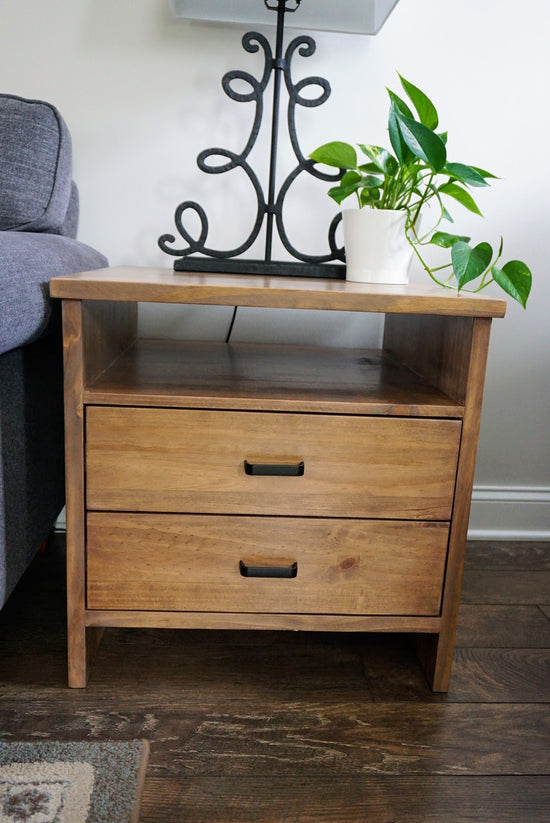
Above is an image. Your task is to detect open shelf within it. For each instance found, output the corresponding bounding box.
[85,340,463,417]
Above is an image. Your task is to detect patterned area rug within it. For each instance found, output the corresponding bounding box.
[0,741,149,823]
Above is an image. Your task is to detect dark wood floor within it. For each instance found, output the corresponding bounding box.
[1,535,549,822]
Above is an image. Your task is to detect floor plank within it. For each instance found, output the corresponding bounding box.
[360,637,550,703]
[146,703,550,777]
[464,541,550,570]
[461,570,550,604]
[455,604,550,646]
[1,701,548,776]
[449,648,550,702]
[139,775,550,823]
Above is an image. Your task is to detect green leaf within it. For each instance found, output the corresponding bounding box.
[445,162,489,188]
[360,174,385,189]
[394,109,447,171]
[452,241,493,289]
[386,89,414,119]
[309,141,357,170]
[388,102,413,165]
[358,144,398,175]
[327,181,361,205]
[359,188,381,207]
[438,182,483,216]
[358,162,382,174]
[492,260,532,308]
[398,74,439,130]
[471,165,498,180]
[341,171,362,187]
[430,231,471,248]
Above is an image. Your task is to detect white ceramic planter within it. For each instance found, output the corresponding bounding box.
[342,208,414,285]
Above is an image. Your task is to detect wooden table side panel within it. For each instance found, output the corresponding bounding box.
[81,299,137,384]
[61,300,88,688]
[86,514,449,616]
[63,299,137,687]
[419,317,493,691]
[383,314,474,404]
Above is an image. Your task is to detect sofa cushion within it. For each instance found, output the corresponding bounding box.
[59,181,79,240]
[0,94,72,234]
[0,333,65,608]
[0,231,108,354]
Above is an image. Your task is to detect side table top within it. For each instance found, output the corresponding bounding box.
[50,266,507,318]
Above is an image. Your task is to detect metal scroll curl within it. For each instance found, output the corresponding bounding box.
[159,13,345,278]
[275,34,344,265]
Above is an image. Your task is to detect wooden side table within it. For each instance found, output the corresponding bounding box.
[50,267,506,690]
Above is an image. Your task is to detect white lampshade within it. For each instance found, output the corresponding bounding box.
[169,0,400,35]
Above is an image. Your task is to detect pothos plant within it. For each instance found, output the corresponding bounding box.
[309,74,532,308]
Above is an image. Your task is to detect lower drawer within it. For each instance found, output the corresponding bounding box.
[86,513,449,616]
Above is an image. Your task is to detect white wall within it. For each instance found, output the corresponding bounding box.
[2,0,549,536]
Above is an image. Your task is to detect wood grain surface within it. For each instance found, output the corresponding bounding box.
[84,341,464,417]
[86,407,461,519]
[50,266,507,317]
[86,513,449,615]
[53,269,503,696]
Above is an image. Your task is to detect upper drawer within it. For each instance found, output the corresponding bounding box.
[86,407,461,519]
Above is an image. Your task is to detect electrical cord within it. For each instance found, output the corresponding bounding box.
[225,306,238,343]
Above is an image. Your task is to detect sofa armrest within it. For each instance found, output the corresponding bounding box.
[0,231,107,354]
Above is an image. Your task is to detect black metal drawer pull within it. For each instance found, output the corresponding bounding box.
[239,560,298,579]
[244,460,304,476]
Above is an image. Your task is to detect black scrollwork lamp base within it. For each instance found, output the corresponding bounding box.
[159,0,345,278]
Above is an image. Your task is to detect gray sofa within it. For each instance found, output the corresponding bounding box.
[0,93,107,610]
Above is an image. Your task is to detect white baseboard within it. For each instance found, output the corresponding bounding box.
[468,485,550,541]
[56,487,550,541]
[55,506,66,531]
